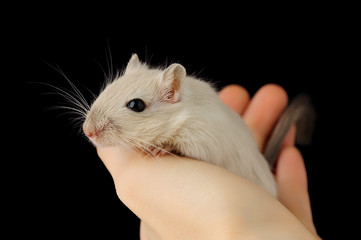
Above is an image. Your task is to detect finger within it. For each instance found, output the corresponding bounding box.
[275,146,319,237]
[271,125,296,171]
[218,85,250,115]
[243,84,288,149]
[282,124,296,148]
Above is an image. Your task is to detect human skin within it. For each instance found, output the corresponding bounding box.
[97,84,321,240]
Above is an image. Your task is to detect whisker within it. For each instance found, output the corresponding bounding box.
[93,58,111,92]
[93,58,108,81]
[46,105,87,118]
[44,63,91,112]
[119,137,156,160]
[35,63,93,135]
[117,137,141,157]
[54,66,91,111]
[107,40,114,81]
[41,86,89,116]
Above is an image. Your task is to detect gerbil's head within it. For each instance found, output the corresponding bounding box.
[83,54,187,149]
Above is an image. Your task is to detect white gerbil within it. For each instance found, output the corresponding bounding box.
[82,54,314,197]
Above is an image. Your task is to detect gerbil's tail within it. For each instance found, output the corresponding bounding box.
[263,94,316,169]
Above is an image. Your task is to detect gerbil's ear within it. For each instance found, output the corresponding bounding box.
[125,53,141,74]
[159,64,186,103]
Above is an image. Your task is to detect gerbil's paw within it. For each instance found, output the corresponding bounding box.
[148,145,171,157]
[148,147,162,156]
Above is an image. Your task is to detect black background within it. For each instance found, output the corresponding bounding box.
[7,6,357,239]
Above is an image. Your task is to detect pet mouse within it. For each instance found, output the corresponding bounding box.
[82,54,314,197]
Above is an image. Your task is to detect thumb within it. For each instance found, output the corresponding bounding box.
[96,145,137,180]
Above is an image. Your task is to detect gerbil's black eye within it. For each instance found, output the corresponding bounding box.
[127,98,146,112]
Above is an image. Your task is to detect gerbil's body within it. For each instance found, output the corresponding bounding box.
[170,78,278,196]
[83,54,314,197]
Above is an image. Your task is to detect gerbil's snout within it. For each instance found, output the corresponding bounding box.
[83,124,95,138]
[82,118,110,144]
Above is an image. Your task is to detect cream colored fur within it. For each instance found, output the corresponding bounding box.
[83,54,277,197]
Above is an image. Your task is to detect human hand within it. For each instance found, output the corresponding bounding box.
[97,84,320,239]
[219,84,321,239]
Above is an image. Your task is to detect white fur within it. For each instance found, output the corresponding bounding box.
[83,54,277,197]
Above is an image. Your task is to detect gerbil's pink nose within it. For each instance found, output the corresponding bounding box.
[83,123,95,138]
[83,120,109,139]
[84,129,94,138]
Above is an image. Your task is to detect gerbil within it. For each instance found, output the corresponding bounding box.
[82,54,314,197]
